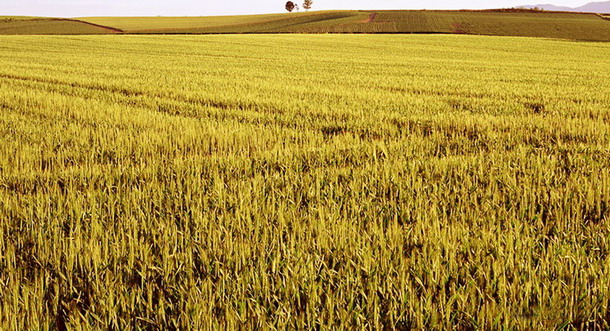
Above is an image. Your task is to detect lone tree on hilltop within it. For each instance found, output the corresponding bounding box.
[286,1,296,12]
[303,0,313,11]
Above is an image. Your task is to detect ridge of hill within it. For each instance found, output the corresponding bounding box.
[520,1,610,13]
[81,10,610,41]
[1,10,609,41]
[0,17,121,35]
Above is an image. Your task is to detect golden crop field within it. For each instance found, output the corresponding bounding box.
[0,34,609,329]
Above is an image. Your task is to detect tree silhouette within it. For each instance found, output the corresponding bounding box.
[285,1,296,12]
[303,0,313,11]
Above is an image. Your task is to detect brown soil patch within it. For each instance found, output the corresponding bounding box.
[363,13,377,23]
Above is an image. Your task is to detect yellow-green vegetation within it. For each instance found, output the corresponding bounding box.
[80,10,610,41]
[4,10,610,40]
[0,18,119,35]
[0,34,609,329]
[79,11,355,33]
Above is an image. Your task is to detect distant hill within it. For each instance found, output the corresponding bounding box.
[80,10,610,41]
[1,10,610,41]
[0,17,121,35]
[520,1,610,13]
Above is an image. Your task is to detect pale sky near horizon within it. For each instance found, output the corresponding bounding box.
[0,0,595,17]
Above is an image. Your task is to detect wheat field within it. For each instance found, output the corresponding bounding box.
[0,34,609,329]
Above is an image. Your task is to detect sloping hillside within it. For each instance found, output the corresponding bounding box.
[80,10,610,41]
[3,10,609,41]
[0,17,121,35]
[355,10,610,41]
[81,11,363,33]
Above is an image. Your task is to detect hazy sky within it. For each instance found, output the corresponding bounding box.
[0,0,594,17]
